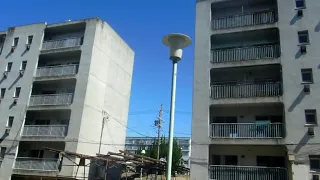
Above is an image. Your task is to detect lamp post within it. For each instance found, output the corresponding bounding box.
[162,33,191,180]
[140,149,146,180]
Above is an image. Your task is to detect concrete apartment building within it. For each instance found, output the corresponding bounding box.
[193,0,320,179]
[0,18,134,180]
[125,137,191,168]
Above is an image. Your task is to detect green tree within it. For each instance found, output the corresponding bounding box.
[143,136,182,174]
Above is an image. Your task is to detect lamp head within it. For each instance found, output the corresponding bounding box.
[162,33,191,62]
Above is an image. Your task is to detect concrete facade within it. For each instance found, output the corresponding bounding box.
[125,137,191,168]
[193,0,320,180]
[0,17,134,180]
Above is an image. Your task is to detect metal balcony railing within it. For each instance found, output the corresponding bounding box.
[211,10,276,30]
[210,123,283,138]
[211,44,280,63]
[36,64,78,77]
[14,158,58,171]
[209,165,287,180]
[22,125,68,137]
[42,37,83,50]
[29,93,73,106]
[211,82,282,99]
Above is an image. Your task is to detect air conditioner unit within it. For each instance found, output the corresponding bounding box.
[3,71,8,78]
[308,127,315,136]
[5,128,10,134]
[19,70,24,76]
[13,99,18,105]
[26,44,31,50]
[11,46,15,52]
[304,84,311,93]
[297,9,303,17]
[300,45,307,54]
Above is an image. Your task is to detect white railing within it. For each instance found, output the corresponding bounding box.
[36,64,78,77]
[209,165,287,180]
[210,123,283,138]
[14,158,58,171]
[42,37,83,50]
[22,125,68,137]
[212,10,276,30]
[29,93,73,106]
[211,82,282,99]
[211,44,280,63]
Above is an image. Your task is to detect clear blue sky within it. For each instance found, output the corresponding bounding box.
[0,0,195,138]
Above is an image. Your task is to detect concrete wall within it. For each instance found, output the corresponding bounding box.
[0,23,46,180]
[277,0,320,179]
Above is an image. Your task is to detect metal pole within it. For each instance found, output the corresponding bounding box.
[166,61,178,180]
[157,104,163,160]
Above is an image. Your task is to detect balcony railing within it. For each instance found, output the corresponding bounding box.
[14,158,58,171]
[29,93,73,106]
[210,123,283,138]
[211,44,280,63]
[22,125,68,137]
[36,64,78,77]
[209,165,287,180]
[211,10,276,30]
[42,37,83,50]
[211,82,282,99]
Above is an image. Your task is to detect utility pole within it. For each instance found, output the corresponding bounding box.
[99,111,108,154]
[154,104,164,160]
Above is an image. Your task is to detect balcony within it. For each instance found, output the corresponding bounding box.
[211,81,282,99]
[42,37,83,50]
[36,64,78,78]
[29,93,73,106]
[22,125,68,137]
[209,165,287,180]
[210,123,283,138]
[14,158,58,171]
[211,44,280,63]
[212,10,276,30]
[210,28,280,67]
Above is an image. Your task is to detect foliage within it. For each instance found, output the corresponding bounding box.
[136,136,183,173]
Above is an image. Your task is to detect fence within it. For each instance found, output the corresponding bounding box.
[211,44,280,63]
[29,93,73,106]
[209,165,287,180]
[211,10,276,30]
[14,158,58,171]
[42,37,82,50]
[210,123,283,138]
[22,125,68,137]
[36,64,78,77]
[211,82,282,99]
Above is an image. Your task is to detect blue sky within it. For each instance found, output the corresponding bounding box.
[0,0,195,138]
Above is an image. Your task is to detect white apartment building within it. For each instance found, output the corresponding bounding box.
[0,18,134,180]
[125,137,191,168]
[193,0,320,180]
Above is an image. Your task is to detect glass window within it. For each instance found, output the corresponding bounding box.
[301,69,313,83]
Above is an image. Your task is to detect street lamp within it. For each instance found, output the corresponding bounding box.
[162,33,191,180]
[140,149,146,180]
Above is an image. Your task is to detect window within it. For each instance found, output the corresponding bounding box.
[295,0,305,8]
[12,37,19,47]
[298,31,309,44]
[14,87,21,98]
[224,155,238,165]
[301,69,313,83]
[1,88,5,98]
[30,150,44,158]
[6,62,12,72]
[27,35,33,45]
[6,116,14,128]
[305,109,317,125]
[310,155,320,170]
[0,147,6,158]
[20,61,27,71]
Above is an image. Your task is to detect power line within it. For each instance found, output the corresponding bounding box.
[154,104,164,160]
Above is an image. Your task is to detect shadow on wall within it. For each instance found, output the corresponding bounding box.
[288,89,306,112]
[293,131,311,154]
[290,13,302,25]
[8,75,22,90]
[315,21,320,32]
